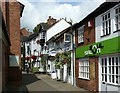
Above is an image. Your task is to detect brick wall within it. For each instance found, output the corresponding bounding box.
[1,1,23,87]
[75,18,99,91]
[9,2,21,65]
[75,57,99,91]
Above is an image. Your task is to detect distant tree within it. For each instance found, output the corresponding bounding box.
[33,23,42,33]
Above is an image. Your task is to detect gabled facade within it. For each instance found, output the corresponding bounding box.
[75,2,119,92]
[46,18,77,85]
[95,2,120,91]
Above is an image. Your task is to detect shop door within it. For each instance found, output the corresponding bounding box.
[100,56,120,92]
[101,57,107,91]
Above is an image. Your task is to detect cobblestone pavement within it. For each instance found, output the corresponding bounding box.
[36,74,88,92]
[4,72,88,93]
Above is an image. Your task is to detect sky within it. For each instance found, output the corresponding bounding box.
[17,0,105,32]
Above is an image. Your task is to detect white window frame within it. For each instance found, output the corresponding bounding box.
[78,25,84,43]
[115,5,120,31]
[101,55,120,85]
[78,59,90,80]
[101,11,111,36]
[41,32,45,39]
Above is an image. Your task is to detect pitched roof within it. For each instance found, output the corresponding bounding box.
[40,23,51,31]
[72,2,119,29]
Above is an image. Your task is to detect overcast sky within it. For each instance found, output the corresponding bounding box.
[17,0,105,32]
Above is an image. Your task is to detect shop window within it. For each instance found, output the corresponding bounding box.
[78,59,89,79]
[101,12,111,36]
[101,56,120,85]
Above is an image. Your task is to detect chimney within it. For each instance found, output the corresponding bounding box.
[47,16,57,26]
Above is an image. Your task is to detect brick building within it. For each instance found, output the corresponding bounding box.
[0,6,11,92]
[74,2,118,91]
[1,0,24,89]
[74,12,97,91]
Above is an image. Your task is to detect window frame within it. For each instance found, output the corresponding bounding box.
[78,59,90,80]
[101,56,120,85]
[78,25,84,44]
[101,11,111,37]
[114,5,120,32]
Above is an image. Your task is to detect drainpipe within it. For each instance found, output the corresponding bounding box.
[69,28,76,86]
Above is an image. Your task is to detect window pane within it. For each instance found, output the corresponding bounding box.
[105,74,107,82]
[116,76,118,84]
[116,67,118,75]
[112,75,114,83]
[112,66,114,74]
[109,75,111,82]
[102,67,104,73]
[108,13,110,18]
[105,14,107,20]
[102,74,104,81]
[109,67,111,74]
[112,57,114,65]
[102,16,104,21]
[116,57,118,65]
[105,58,107,66]
[109,57,111,65]
[105,67,107,74]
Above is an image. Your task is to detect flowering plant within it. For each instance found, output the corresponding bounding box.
[31,55,36,60]
[26,56,30,61]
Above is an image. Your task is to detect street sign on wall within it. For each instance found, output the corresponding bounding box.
[9,55,19,67]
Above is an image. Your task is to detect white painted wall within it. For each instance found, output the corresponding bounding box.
[95,3,120,43]
[95,3,120,92]
[46,19,71,41]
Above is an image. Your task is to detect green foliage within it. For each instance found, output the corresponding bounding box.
[54,52,71,69]
[31,67,39,73]
[33,23,42,33]
[41,56,46,65]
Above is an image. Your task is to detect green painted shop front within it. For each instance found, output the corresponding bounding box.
[76,36,120,91]
[76,36,120,58]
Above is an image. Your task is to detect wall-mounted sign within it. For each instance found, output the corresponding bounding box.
[64,33,71,43]
[9,55,19,67]
[84,43,104,56]
[76,36,120,58]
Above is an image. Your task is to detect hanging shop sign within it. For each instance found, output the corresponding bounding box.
[76,36,120,58]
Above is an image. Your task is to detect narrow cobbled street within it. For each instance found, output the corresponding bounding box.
[5,72,87,93]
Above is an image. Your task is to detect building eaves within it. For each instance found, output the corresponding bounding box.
[72,2,119,29]
[46,18,71,31]
[28,33,39,41]
[18,2,25,17]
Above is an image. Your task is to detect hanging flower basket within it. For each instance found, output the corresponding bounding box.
[31,55,36,60]
[25,56,30,61]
